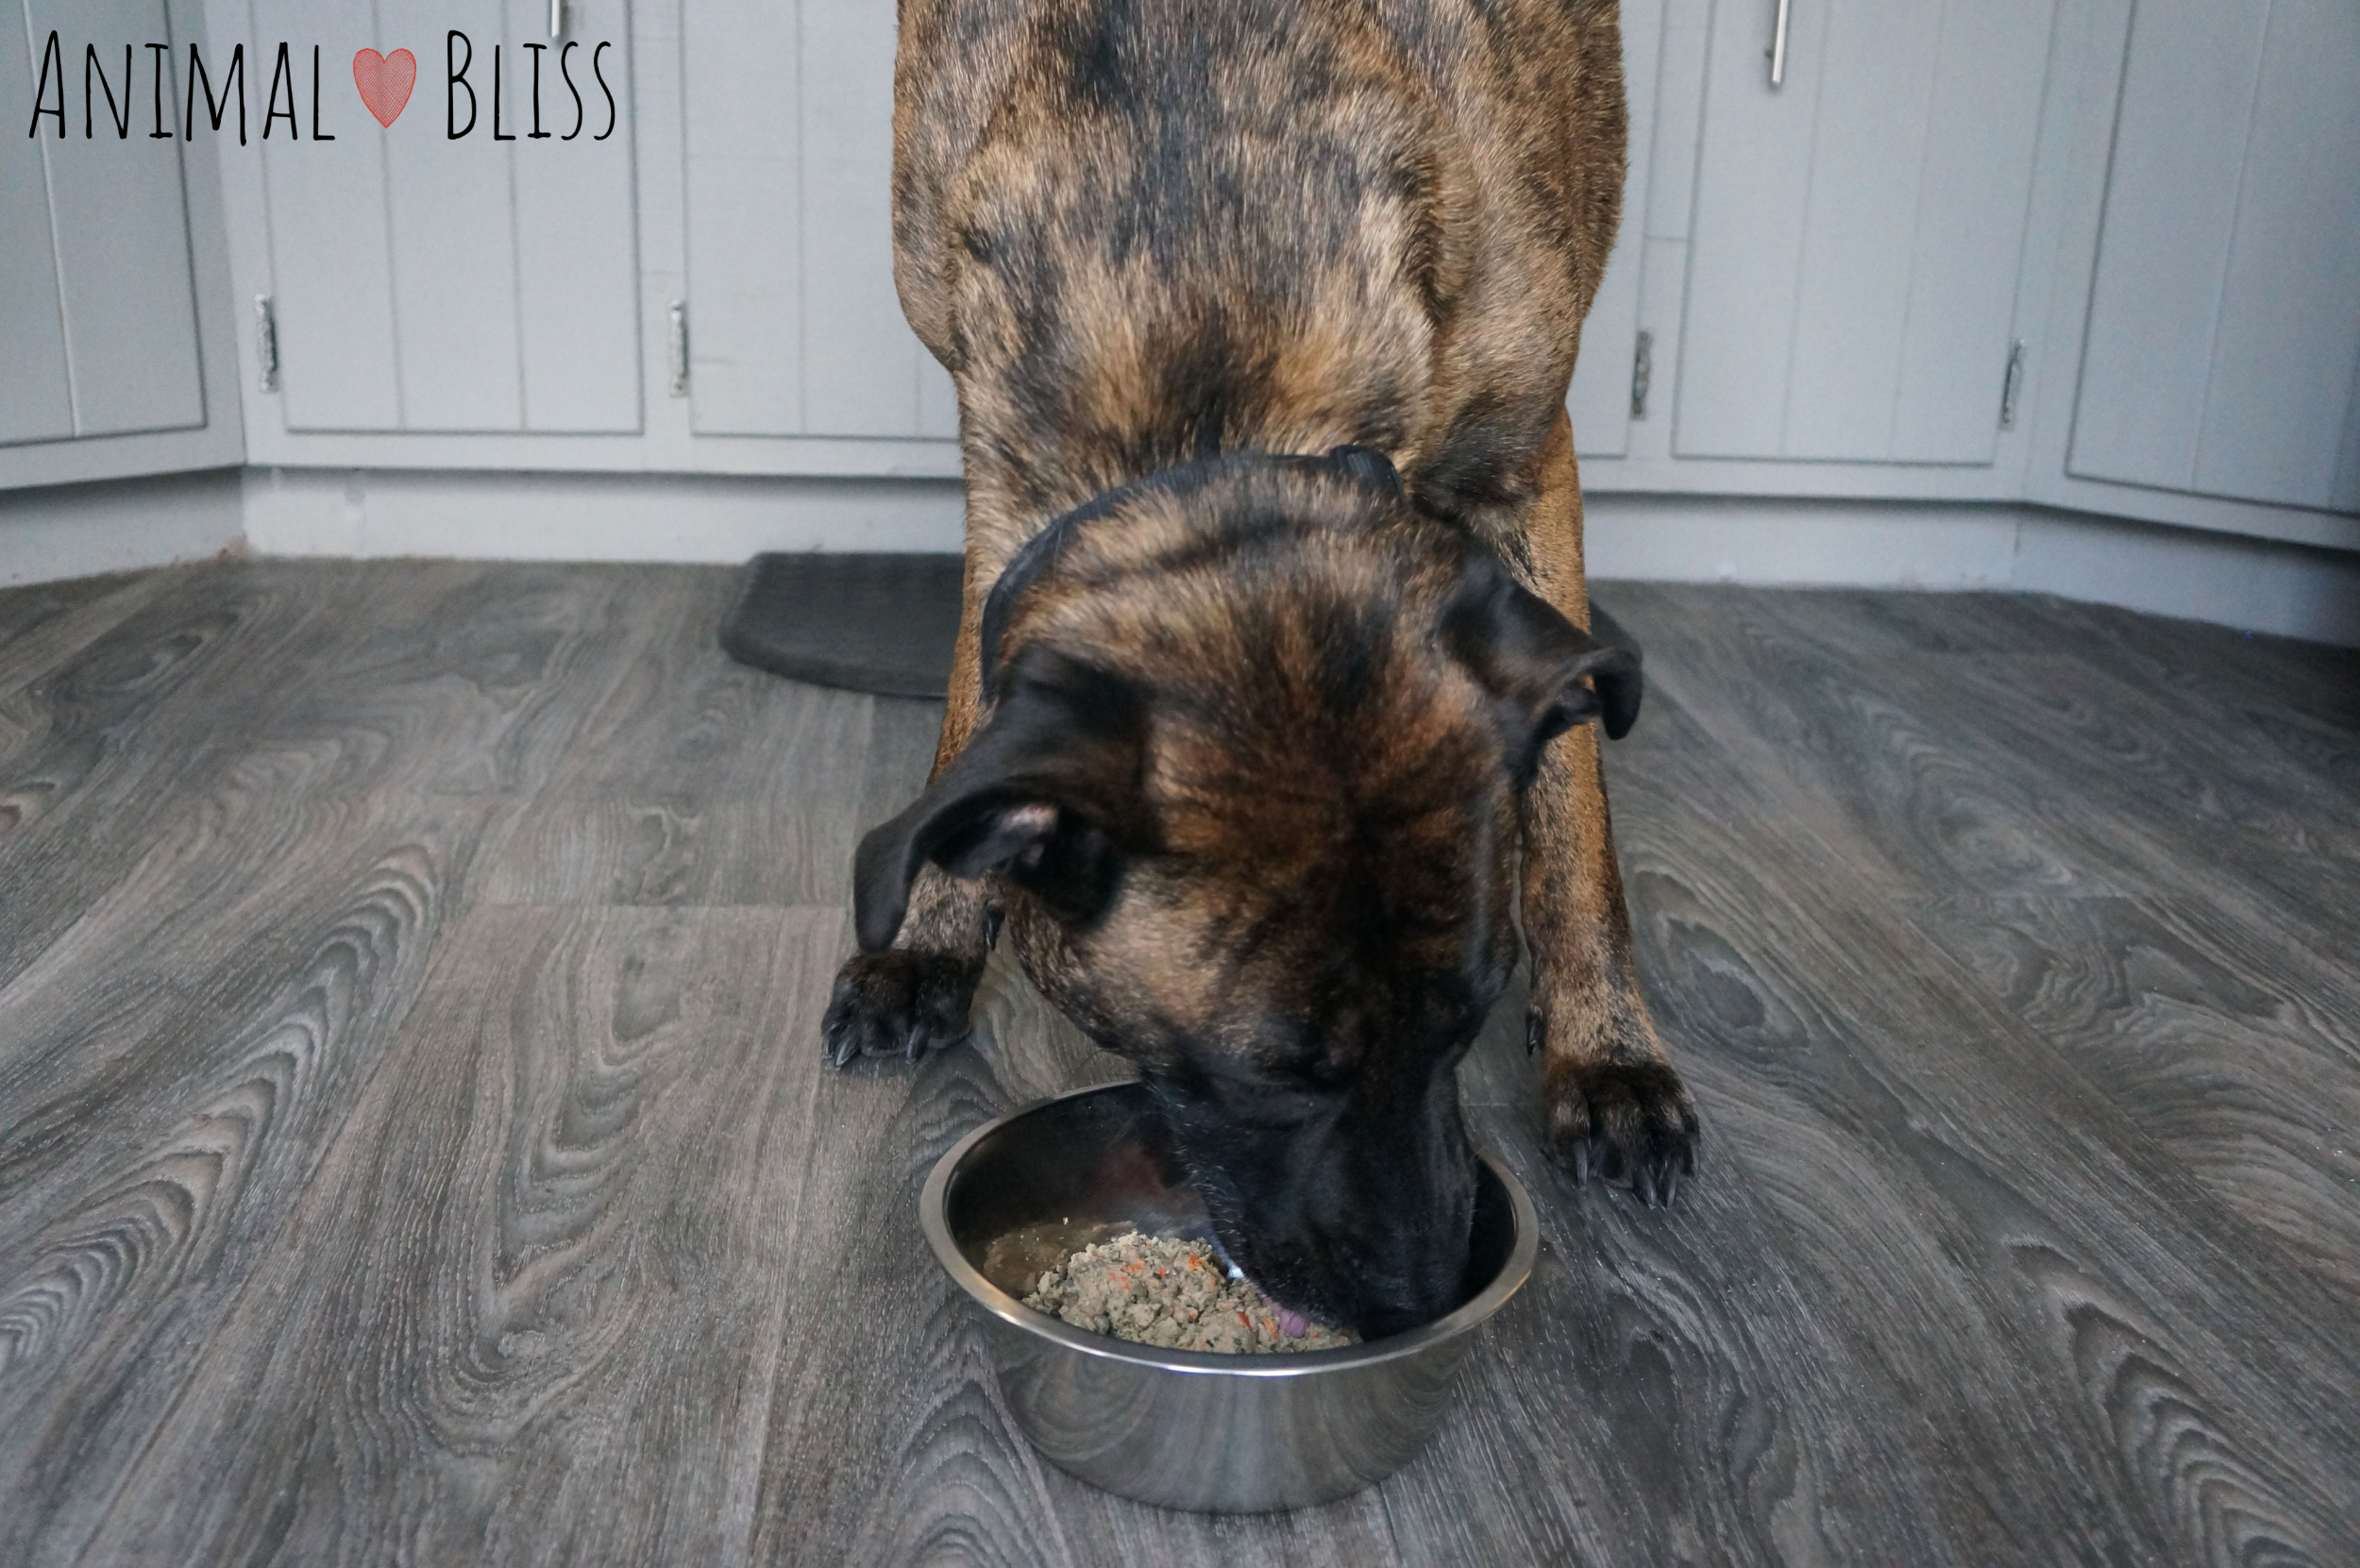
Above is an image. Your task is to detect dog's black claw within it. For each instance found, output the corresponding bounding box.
[821,950,981,1069]
[1526,1010,1544,1057]
[1542,1058,1700,1209]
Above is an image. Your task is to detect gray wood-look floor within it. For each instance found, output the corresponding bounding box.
[2,560,2355,1568]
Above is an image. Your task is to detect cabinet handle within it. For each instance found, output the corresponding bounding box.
[255,295,279,394]
[1769,0,1792,89]
[549,0,566,40]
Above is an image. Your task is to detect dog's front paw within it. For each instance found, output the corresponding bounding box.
[1542,1056,1699,1206]
[821,950,983,1068]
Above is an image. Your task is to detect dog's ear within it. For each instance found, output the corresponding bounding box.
[1441,549,1642,767]
[852,649,1152,952]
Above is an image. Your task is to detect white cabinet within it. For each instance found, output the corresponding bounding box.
[1567,0,1663,462]
[1673,0,2056,465]
[2066,0,2360,517]
[241,0,640,435]
[683,0,956,441]
[4,0,208,447]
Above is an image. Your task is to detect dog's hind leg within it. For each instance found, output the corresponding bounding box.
[1513,411,1700,1203]
[821,561,1000,1068]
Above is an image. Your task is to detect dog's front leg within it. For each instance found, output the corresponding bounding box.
[1516,413,1699,1202]
[1521,727,1697,1201]
[821,565,999,1067]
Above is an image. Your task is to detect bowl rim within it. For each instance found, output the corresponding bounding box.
[920,1080,1542,1379]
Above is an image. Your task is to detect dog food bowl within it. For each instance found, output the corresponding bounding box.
[920,1080,1539,1512]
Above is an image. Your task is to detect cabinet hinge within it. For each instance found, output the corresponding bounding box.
[1629,329,1654,421]
[667,300,689,397]
[1998,339,2026,430]
[254,294,279,394]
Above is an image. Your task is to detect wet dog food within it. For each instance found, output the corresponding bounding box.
[1020,1232,1356,1354]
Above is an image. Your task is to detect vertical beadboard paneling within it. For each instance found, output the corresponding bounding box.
[379,0,524,430]
[683,0,804,435]
[1889,0,2054,464]
[253,0,404,431]
[507,0,641,433]
[799,0,921,436]
[1674,0,1815,459]
[1779,0,1945,461]
[1568,0,1665,461]
[2066,0,2270,492]
[0,2,76,445]
[27,0,206,438]
[2191,0,2360,513]
[1679,0,2054,467]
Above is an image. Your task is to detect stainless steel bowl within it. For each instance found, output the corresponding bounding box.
[919,1080,1541,1513]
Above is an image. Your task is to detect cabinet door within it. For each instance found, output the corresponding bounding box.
[4,0,207,446]
[2069,0,2360,515]
[1567,0,1662,461]
[1675,0,2054,464]
[252,0,640,433]
[683,0,957,440]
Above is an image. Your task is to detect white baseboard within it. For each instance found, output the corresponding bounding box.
[0,468,246,588]
[1583,496,2028,588]
[241,466,968,560]
[1583,494,2360,647]
[4,468,2354,648]
[2008,508,2360,648]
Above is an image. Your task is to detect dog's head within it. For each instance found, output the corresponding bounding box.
[855,450,1638,1337]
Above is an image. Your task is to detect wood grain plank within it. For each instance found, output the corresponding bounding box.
[475,569,878,907]
[1602,582,2125,900]
[0,563,364,991]
[1903,893,2360,1307]
[0,571,166,765]
[244,560,666,802]
[0,571,163,692]
[4,568,2354,1566]
[1600,686,2360,1565]
[70,902,841,1568]
[1645,586,2360,981]
[0,790,496,1568]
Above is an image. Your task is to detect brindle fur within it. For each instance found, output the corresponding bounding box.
[822,0,1699,1335]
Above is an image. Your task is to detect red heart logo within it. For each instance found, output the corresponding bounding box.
[353,48,416,128]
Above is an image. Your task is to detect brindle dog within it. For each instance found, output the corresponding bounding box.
[821,0,1698,1339]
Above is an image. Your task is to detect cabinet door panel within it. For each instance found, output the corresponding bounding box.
[1670,0,1813,459]
[2066,0,2268,495]
[508,0,641,433]
[255,1,404,430]
[1677,0,2053,464]
[801,0,929,437]
[684,0,958,440]
[2071,0,2360,514]
[1568,0,1663,460]
[1779,0,1947,462]
[1569,238,1643,459]
[2190,2,2360,512]
[255,0,637,434]
[0,11,76,447]
[28,0,207,439]
[683,0,802,435]
[1890,0,2051,461]
[380,0,524,430]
